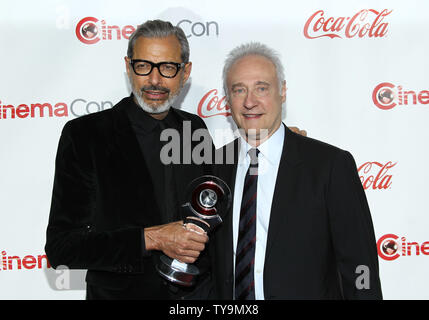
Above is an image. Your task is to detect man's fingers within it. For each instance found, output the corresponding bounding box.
[175,255,198,264]
[184,229,209,244]
[153,220,209,260]
[289,126,308,137]
[177,248,202,259]
[171,247,203,264]
[184,222,206,235]
[180,238,206,252]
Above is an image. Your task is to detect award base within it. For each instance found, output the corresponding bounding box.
[156,255,200,287]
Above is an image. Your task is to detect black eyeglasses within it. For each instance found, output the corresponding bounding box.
[129,59,185,78]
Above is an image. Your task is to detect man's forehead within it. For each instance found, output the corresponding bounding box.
[228,56,277,85]
[234,54,275,69]
[132,35,182,61]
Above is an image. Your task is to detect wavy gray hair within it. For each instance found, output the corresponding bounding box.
[127,20,190,63]
[222,42,285,101]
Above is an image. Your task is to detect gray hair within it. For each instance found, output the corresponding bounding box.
[127,20,190,63]
[223,42,285,100]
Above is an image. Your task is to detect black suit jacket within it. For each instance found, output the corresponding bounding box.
[45,96,212,299]
[212,125,382,299]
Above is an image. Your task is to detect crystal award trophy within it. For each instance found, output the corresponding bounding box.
[156,175,231,286]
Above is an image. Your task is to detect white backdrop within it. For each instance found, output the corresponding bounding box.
[1,0,428,299]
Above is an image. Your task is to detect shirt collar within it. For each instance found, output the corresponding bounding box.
[238,124,285,166]
[125,94,180,133]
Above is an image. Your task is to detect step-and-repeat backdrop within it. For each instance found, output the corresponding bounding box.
[1,0,428,299]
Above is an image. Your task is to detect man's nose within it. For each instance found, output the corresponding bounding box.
[244,90,258,109]
[148,67,162,86]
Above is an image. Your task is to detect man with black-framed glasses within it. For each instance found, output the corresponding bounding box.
[45,20,213,300]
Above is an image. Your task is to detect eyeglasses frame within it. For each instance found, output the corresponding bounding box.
[129,59,185,78]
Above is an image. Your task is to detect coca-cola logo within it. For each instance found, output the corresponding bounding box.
[358,161,396,190]
[197,89,232,118]
[377,234,429,261]
[304,9,392,39]
[373,82,429,110]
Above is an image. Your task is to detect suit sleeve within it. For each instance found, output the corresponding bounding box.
[327,150,383,299]
[45,121,145,272]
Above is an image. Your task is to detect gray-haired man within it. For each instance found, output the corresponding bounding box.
[45,20,212,300]
[212,42,382,300]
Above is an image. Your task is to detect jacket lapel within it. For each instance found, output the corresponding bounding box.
[215,139,239,298]
[109,100,162,226]
[264,125,304,261]
[111,101,148,180]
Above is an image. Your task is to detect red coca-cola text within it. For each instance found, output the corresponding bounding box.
[358,161,396,190]
[197,89,232,118]
[304,9,392,39]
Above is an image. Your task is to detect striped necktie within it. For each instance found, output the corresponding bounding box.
[235,148,259,300]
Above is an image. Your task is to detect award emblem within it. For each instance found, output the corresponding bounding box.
[156,175,231,286]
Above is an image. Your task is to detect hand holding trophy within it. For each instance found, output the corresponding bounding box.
[156,175,231,286]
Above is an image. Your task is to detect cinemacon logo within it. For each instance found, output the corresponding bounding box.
[0,91,232,120]
[76,17,219,44]
[377,234,429,261]
[0,251,50,271]
[373,82,429,110]
[304,9,391,39]
[0,99,113,119]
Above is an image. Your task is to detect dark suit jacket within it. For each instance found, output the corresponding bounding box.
[212,125,382,299]
[45,96,212,299]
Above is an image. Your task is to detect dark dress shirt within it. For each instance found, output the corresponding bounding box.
[125,100,181,225]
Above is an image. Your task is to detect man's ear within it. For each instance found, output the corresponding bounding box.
[183,62,192,83]
[124,56,131,76]
[281,80,287,103]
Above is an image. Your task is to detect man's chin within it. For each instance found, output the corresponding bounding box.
[236,127,271,143]
[141,103,171,114]
[144,100,169,111]
[133,92,171,114]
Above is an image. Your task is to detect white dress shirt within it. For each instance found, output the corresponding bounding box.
[232,124,285,300]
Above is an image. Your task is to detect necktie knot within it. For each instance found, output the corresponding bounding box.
[248,148,259,167]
